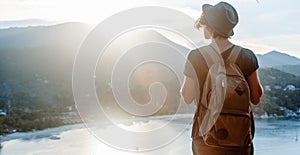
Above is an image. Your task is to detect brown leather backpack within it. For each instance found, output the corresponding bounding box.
[197,45,253,148]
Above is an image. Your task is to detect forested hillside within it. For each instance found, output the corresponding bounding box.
[253,68,300,118]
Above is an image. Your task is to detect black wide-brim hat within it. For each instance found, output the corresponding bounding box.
[197,1,239,37]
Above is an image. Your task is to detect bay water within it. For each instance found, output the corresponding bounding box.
[0,115,299,155]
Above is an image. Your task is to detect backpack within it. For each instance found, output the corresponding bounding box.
[196,44,253,148]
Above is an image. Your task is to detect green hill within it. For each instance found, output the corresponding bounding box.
[276,64,300,76]
[253,68,300,118]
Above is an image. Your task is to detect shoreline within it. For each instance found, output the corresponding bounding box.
[1,113,299,143]
[0,114,193,143]
[254,114,300,120]
[1,123,85,143]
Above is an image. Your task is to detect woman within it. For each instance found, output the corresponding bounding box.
[181,2,263,155]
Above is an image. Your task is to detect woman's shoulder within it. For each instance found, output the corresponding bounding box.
[185,47,209,67]
[239,47,257,59]
[188,45,212,56]
[187,46,208,58]
[236,46,259,77]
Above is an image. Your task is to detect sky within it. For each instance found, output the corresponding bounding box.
[1,0,300,58]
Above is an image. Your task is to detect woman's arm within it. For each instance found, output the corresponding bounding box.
[181,76,196,104]
[247,70,264,105]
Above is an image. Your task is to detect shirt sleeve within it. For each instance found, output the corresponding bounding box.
[183,50,200,80]
[237,48,259,78]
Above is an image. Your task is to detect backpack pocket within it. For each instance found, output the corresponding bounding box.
[202,113,252,148]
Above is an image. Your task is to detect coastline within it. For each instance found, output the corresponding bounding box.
[0,113,193,143]
[0,123,85,143]
[254,114,300,120]
[1,113,299,143]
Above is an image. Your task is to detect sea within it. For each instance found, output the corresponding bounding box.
[0,114,299,155]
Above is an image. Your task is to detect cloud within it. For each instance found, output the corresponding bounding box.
[164,1,300,58]
[0,0,298,58]
[0,0,160,23]
[234,34,300,58]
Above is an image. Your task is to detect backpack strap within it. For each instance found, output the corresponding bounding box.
[226,45,242,64]
[200,45,223,67]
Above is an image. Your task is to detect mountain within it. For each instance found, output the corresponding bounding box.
[0,21,299,119]
[0,19,57,29]
[276,64,300,76]
[2,21,299,133]
[0,22,95,132]
[256,51,300,68]
[0,22,92,49]
[0,22,92,102]
[94,29,192,116]
[0,23,193,118]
